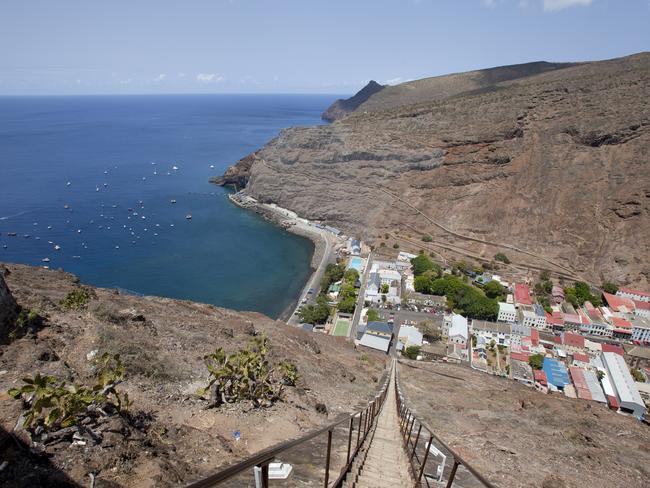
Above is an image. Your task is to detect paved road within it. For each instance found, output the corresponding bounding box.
[286,226,339,326]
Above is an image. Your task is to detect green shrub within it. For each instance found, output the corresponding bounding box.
[528,353,545,370]
[60,288,93,311]
[402,345,421,360]
[278,361,300,386]
[494,253,510,264]
[8,353,130,431]
[200,336,286,408]
[421,234,433,242]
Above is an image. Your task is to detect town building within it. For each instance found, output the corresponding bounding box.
[599,351,646,420]
[634,300,650,319]
[624,345,650,370]
[406,292,446,309]
[551,285,565,305]
[617,287,650,304]
[497,302,517,323]
[519,306,538,329]
[444,313,468,345]
[542,357,571,391]
[632,317,650,343]
[365,321,393,338]
[569,367,607,403]
[472,320,512,346]
[514,283,533,307]
[559,332,586,354]
[603,292,636,317]
[398,325,423,348]
[358,333,391,353]
[510,351,533,385]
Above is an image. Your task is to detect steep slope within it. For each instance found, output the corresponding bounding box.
[321,80,385,122]
[0,263,385,487]
[357,61,578,114]
[215,52,650,287]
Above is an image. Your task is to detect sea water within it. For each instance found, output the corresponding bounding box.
[0,94,334,318]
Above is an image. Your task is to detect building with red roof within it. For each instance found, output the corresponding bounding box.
[534,369,547,386]
[511,351,530,362]
[604,292,636,314]
[545,312,564,331]
[514,283,533,306]
[561,331,585,352]
[530,328,539,346]
[601,343,625,356]
[617,287,650,303]
[612,317,632,329]
[572,352,590,364]
[633,300,650,319]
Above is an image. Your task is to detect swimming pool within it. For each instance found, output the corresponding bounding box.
[347,256,363,272]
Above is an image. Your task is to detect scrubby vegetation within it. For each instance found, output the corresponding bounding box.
[494,252,511,264]
[564,281,602,307]
[421,234,433,242]
[60,288,94,310]
[602,282,618,294]
[366,308,380,322]
[8,307,41,342]
[200,336,293,408]
[528,353,545,370]
[402,345,421,360]
[410,253,442,277]
[320,263,346,291]
[8,353,130,432]
[337,268,360,314]
[298,295,331,324]
[415,274,498,320]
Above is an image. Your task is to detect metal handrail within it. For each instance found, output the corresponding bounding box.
[395,363,496,488]
[186,363,393,488]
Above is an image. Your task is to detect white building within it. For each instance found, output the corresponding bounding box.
[632,317,650,343]
[364,268,402,305]
[497,302,516,323]
[519,308,538,328]
[398,325,424,348]
[617,288,650,303]
[358,333,391,353]
[472,320,512,346]
[445,313,468,344]
[600,352,646,420]
[634,301,650,319]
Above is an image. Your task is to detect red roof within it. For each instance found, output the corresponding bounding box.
[569,367,592,401]
[545,312,565,326]
[634,300,650,311]
[603,292,635,313]
[602,343,625,356]
[530,328,539,346]
[619,287,650,299]
[562,332,585,349]
[606,394,619,410]
[534,370,547,385]
[573,352,590,363]
[612,317,632,329]
[553,335,562,345]
[511,351,530,362]
[514,283,533,306]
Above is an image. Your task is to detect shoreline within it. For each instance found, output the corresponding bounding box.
[226,192,335,323]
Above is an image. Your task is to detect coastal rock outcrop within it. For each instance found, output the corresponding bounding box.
[214,53,650,287]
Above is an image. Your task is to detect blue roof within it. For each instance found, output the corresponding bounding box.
[542,357,571,389]
[366,321,393,335]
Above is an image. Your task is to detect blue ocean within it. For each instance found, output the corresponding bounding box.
[0,94,334,318]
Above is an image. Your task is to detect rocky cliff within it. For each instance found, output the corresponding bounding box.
[321,80,385,122]
[215,53,650,287]
[0,272,18,343]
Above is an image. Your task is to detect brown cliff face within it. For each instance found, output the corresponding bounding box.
[0,272,18,343]
[217,53,650,287]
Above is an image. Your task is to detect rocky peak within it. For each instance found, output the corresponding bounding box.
[0,271,18,343]
[321,80,385,122]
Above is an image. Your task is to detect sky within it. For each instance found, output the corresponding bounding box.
[0,0,648,95]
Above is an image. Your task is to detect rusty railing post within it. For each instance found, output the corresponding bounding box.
[356,411,363,448]
[254,462,269,488]
[446,460,460,488]
[346,417,354,464]
[410,424,422,462]
[417,435,434,483]
[324,429,333,488]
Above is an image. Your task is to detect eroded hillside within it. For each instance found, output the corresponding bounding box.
[0,264,385,487]
[216,53,650,287]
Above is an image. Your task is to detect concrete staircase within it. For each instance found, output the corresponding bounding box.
[343,369,414,488]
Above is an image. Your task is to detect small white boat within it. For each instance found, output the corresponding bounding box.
[64,204,70,209]
[170,199,177,204]
[42,258,50,263]
[209,164,215,169]
[66,181,71,186]
[153,171,158,175]
[96,186,100,192]
[73,256,81,259]
[47,225,52,230]
[172,165,179,171]
[185,214,192,220]
[115,245,120,249]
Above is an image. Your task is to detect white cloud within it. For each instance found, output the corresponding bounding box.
[153,73,167,82]
[543,0,592,11]
[196,73,224,83]
[383,77,404,85]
